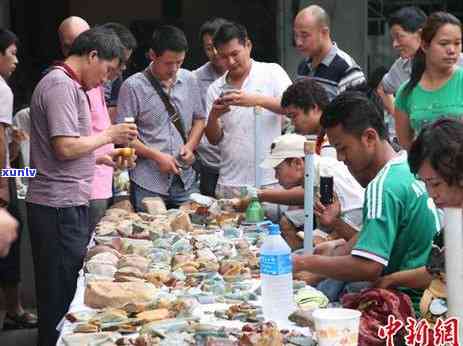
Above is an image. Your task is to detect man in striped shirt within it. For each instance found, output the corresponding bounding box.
[293,91,439,309]
[294,5,365,100]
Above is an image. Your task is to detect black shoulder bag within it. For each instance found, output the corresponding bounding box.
[143,69,201,171]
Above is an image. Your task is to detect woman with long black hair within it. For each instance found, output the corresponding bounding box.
[394,12,463,150]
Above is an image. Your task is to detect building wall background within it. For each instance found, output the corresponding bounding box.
[3,0,463,108]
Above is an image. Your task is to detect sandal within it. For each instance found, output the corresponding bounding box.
[3,311,38,329]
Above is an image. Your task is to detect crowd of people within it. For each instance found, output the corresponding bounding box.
[0,3,461,346]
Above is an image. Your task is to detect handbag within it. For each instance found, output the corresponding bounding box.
[143,68,202,172]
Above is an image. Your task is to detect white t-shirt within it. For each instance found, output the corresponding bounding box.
[206,60,292,187]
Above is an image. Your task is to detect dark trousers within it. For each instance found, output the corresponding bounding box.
[0,178,21,283]
[27,203,89,346]
[88,198,109,235]
[198,162,219,198]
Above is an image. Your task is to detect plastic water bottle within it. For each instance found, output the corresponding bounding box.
[260,223,295,323]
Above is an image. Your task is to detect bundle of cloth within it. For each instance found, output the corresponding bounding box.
[342,288,415,346]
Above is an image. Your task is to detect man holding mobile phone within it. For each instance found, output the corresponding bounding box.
[205,21,292,199]
[259,133,364,251]
[293,91,439,310]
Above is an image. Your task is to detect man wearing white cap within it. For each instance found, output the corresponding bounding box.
[260,133,364,251]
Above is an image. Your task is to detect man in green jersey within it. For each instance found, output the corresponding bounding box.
[293,90,440,309]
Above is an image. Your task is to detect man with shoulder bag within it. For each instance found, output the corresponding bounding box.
[117,25,205,210]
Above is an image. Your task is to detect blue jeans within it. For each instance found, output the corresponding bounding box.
[131,175,199,211]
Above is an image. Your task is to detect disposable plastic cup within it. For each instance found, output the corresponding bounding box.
[312,308,361,346]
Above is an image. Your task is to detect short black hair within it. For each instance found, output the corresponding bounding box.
[320,90,388,140]
[281,78,329,113]
[213,21,248,48]
[199,18,229,44]
[388,6,427,33]
[100,22,137,51]
[150,25,188,55]
[409,118,463,187]
[68,27,124,61]
[0,29,18,54]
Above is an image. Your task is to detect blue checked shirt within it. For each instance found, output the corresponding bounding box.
[116,66,205,195]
